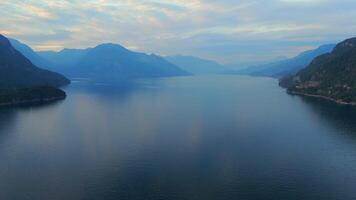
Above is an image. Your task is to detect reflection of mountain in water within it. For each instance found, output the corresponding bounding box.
[298,96,356,140]
[67,81,147,104]
[0,101,63,132]
[0,109,16,136]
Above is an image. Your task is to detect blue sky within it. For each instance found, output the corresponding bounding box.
[1,0,356,63]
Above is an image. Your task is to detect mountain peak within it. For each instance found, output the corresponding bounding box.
[0,35,69,88]
[95,43,126,50]
[340,37,356,46]
[334,37,356,54]
[0,34,11,47]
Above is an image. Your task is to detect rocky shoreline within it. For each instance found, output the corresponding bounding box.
[287,90,356,106]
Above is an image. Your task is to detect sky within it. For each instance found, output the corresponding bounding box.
[0,0,356,64]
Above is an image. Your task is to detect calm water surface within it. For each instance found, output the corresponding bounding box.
[1,75,356,200]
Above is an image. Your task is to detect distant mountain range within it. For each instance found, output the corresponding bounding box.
[4,34,356,106]
[38,48,89,71]
[281,37,356,105]
[11,39,190,82]
[0,35,69,106]
[9,39,54,71]
[165,55,227,75]
[0,35,69,88]
[225,56,289,71]
[236,44,336,78]
[71,44,190,81]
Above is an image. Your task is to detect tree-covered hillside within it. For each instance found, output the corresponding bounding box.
[281,37,356,104]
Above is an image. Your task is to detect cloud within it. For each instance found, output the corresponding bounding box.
[279,0,329,4]
[0,0,355,63]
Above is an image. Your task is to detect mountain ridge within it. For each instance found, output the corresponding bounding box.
[13,42,190,81]
[0,35,70,88]
[236,44,336,78]
[281,37,356,105]
[165,55,227,75]
[0,35,69,107]
[70,43,190,81]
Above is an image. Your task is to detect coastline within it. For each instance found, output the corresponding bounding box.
[0,96,66,107]
[0,86,67,108]
[287,90,356,106]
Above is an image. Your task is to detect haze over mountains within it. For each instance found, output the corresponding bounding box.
[165,55,227,75]
[10,37,341,83]
[71,44,190,81]
[236,44,336,78]
[11,39,190,81]
[38,48,89,72]
[4,33,356,106]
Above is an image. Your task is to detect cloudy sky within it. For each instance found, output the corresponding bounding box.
[0,0,355,63]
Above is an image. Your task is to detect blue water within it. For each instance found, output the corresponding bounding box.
[1,75,356,200]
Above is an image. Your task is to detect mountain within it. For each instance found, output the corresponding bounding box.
[0,35,69,106]
[56,43,190,81]
[281,37,356,105]
[225,56,288,71]
[165,55,227,75]
[237,44,335,78]
[37,48,89,72]
[9,39,55,71]
[0,35,69,88]
[9,39,89,73]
